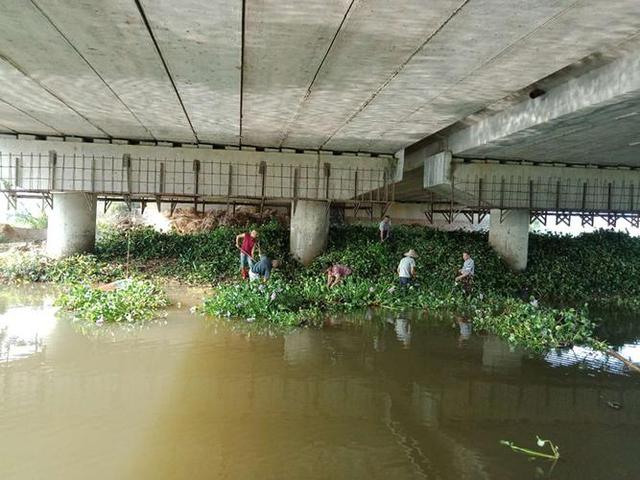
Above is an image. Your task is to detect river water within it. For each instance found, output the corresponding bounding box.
[1,285,639,480]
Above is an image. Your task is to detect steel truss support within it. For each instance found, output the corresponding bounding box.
[580,212,595,227]
[556,211,571,226]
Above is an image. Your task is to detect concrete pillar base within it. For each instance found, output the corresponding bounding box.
[46,193,97,258]
[488,209,529,271]
[290,200,329,265]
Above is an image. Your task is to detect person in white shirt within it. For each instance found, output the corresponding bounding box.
[379,216,391,242]
[397,249,418,286]
[455,252,475,291]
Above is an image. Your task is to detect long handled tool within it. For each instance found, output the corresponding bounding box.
[236,245,255,261]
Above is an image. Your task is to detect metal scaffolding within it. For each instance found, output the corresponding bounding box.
[0,151,395,216]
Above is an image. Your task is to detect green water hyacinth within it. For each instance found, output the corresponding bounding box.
[203,277,602,352]
[203,279,318,327]
[55,279,169,324]
[3,222,639,352]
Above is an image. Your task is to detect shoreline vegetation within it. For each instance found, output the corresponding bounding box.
[1,221,639,355]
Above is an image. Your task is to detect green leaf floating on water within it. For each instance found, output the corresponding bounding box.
[501,436,560,460]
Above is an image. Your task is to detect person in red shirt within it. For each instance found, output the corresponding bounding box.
[235,229,259,279]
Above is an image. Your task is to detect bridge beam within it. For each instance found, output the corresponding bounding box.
[290,200,329,266]
[447,47,640,164]
[46,192,97,258]
[424,152,640,212]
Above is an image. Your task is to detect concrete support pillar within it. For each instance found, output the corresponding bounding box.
[290,200,329,265]
[46,193,97,258]
[488,209,529,271]
[0,193,8,223]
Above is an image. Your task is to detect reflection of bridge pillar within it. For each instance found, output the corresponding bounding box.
[46,193,97,258]
[488,209,529,271]
[290,200,329,265]
[482,336,522,372]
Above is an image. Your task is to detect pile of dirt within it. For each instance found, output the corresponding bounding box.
[168,207,288,234]
[0,223,46,242]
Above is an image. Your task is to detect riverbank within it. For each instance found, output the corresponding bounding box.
[2,222,639,352]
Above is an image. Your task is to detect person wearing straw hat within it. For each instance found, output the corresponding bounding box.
[397,249,418,287]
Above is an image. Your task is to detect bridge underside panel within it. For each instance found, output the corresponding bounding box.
[0,1,638,154]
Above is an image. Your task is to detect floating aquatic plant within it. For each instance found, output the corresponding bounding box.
[500,436,560,460]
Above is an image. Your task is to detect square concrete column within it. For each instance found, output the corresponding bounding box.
[488,209,529,271]
[47,193,97,258]
[290,200,329,265]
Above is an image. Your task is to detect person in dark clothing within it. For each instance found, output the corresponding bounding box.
[249,255,280,282]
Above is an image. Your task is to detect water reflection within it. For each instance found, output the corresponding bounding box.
[0,289,639,479]
[544,343,640,375]
[0,291,57,362]
[457,316,472,347]
[392,316,412,348]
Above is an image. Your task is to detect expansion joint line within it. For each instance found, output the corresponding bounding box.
[29,0,155,141]
[0,97,62,134]
[239,0,247,146]
[134,0,199,143]
[0,53,110,138]
[277,0,357,148]
[319,0,472,150]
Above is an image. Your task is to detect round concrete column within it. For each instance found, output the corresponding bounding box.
[46,193,97,258]
[0,192,8,223]
[488,209,529,271]
[290,200,329,265]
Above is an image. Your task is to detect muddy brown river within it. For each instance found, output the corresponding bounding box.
[1,285,639,479]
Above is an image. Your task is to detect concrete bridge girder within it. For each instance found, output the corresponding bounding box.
[422,151,640,270]
[0,139,394,202]
[425,152,640,213]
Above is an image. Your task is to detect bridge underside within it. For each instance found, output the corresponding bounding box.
[0,1,638,155]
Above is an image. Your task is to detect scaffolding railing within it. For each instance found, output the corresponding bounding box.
[0,151,394,213]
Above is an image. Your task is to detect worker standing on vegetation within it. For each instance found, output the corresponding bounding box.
[235,229,259,279]
[249,254,280,282]
[397,249,418,286]
[455,251,475,292]
[379,215,391,242]
[326,264,352,288]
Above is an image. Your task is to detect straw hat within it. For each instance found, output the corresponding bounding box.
[404,249,418,258]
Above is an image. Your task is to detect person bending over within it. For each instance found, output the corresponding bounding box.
[455,252,475,292]
[249,254,280,282]
[326,264,352,288]
[235,229,258,279]
[397,249,418,286]
[379,215,391,243]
